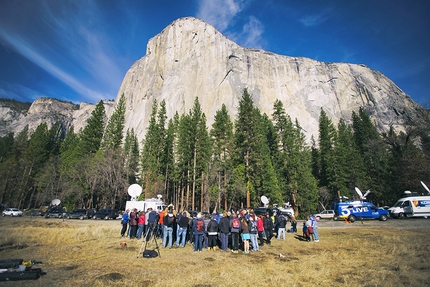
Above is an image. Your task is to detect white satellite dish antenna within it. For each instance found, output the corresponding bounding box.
[51,199,61,206]
[261,195,269,207]
[421,181,430,194]
[128,184,142,201]
[157,194,162,200]
[355,187,370,200]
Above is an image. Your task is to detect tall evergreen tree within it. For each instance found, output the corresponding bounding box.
[352,108,391,204]
[124,128,140,185]
[79,100,106,155]
[332,119,367,198]
[318,108,337,196]
[210,104,234,211]
[234,89,281,207]
[102,94,126,149]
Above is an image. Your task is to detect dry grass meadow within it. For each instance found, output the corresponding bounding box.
[1,216,429,287]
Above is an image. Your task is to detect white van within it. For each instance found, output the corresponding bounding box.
[125,197,166,213]
[388,194,430,219]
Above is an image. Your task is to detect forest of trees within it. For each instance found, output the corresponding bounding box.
[1,89,429,217]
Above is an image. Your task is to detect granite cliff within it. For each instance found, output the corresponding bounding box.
[117,17,428,141]
[1,17,428,141]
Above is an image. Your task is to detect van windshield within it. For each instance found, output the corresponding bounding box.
[393,201,403,207]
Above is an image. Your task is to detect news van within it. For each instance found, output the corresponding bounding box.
[125,197,166,213]
[124,184,166,212]
[333,200,389,222]
[388,194,430,219]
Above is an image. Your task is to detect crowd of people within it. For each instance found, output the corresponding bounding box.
[120,205,320,253]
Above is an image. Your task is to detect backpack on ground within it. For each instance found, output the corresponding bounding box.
[232,218,240,229]
[143,249,158,258]
[196,219,204,232]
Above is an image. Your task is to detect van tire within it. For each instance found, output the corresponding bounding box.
[348,215,356,223]
[333,215,339,221]
[398,213,405,219]
[379,214,388,221]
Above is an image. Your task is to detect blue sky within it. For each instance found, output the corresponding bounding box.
[0,0,429,106]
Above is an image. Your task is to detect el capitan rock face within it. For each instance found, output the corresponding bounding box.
[116,17,428,141]
[1,17,428,141]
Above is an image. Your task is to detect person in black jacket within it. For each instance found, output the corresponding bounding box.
[162,210,176,248]
[176,211,189,247]
[218,212,230,251]
[207,215,219,250]
[264,212,274,245]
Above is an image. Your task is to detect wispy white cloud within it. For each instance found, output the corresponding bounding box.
[197,0,265,49]
[241,16,265,48]
[299,8,334,27]
[0,29,106,102]
[0,0,122,102]
[197,0,246,32]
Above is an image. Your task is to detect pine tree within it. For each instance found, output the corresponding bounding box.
[124,128,140,184]
[141,100,164,198]
[333,119,367,198]
[79,100,106,155]
[210,104,234,211]
[352,108,390,204]
[102,94,126,149]
[318,108,336,196]
[272,100,317,215]
[234,89,281,207]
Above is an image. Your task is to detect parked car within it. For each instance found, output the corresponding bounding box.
[92,209,119,220]
[26,209,45,217]
[67,209,95,220]
[314,210,335,220]
[2,208,23,217]
[44,206,67,218]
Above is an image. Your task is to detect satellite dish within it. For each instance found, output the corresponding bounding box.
[355,187,370,200]
[51,199,61,206]
[261,195,269,207]
[128,184,142,200]
[421,181,430,194]
[157,194,162,200]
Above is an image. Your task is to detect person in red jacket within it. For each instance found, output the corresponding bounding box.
[136,211,146,240]
[256,214,265,246]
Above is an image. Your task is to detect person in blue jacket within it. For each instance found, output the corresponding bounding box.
[120,209,129,237]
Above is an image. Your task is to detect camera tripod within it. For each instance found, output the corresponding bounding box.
[137,223,161,258]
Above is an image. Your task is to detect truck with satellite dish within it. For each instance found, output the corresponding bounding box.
[388,181,430,219]
[333,187,389,222]
[124,184,167,212]
[254,195,295,217]
[44,199,67,218]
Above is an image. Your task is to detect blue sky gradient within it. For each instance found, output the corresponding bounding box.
[0,0,429,106]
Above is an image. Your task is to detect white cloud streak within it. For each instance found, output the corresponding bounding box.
[197,0,245,32]
[0,0,123,102]
[197,0,265,49]
[299,8,333,27]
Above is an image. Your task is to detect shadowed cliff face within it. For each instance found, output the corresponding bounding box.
[117,17,428,142]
